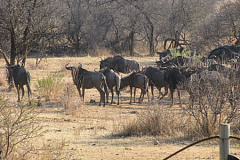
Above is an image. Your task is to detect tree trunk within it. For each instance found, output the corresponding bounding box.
[7,29,17,90]
[129,31,135,56]
[149,25,154,56]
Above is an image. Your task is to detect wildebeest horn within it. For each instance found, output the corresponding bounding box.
[78,63,82,68]
[0,49,10,66]
[65,63,73,70]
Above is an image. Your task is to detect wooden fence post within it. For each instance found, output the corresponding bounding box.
[220,123,230,160]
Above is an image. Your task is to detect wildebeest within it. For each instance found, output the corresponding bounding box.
[208,46,240,64]
[120,72,149,103]
[201,57,217,66]
[164,66,197,106]
[100,56,140,74]
[156,49,172,60]
[139,67,168,101]
[99,67,120,105]
[156,56,203,68]
[156,56,189,68]
[65,63,108,107]
[7,64,32,102]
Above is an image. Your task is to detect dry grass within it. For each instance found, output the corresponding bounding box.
[0,56,240,159]
[61,83,83,116]
[0,78,6,86]
[116,107,188,138]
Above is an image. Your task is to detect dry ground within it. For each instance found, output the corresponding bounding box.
[0,56,239,160]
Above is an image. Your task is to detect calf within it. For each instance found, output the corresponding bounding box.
[140,67,168,101]
[120,72,149,104]
[99,67,120,105]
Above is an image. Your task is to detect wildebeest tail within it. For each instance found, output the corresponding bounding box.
[26,71,31,84]
[115,75,120,95]
[102,76,109,95]
[143,76,148,94]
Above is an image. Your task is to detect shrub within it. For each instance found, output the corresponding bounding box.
[180,70,240,137]
[35,72,64,101]
[0,95,43,159]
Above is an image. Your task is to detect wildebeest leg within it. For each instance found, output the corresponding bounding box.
[151,86,154,100]
[134,88,137,103]
[169,86,174,107]
[82,88,85,102]
[26,83,32,102]
[77,87,82,97]
[106,88,110,103]
[147,88,150,103]
[139,89,144,103]
[110,88,114,104]
[129,87,133,104]
[117,89,120,105]
[96,87,105,107]
[159,85,168,101]
[177,89,182,106]
[21,85,24,101]
[16,85,20,102]
[139,90,143,103]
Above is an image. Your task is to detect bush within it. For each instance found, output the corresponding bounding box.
[0,95,43,159]
[35,72,64,101]
[180,70,240,137]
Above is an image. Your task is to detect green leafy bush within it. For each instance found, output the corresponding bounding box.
[35,72,64,101]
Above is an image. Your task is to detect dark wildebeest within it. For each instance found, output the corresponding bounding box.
[201,57,217,67]
[157,56,203,69]
[65,64,108,107]
[120,72,149,104]
[156,56,189,68]
[222,45,240,53]
[100,56,140,74]
[99,67,120,105]
[164,67,197,106]
[208,46,240,64]
[7,64,32,102]
[156,49,172,60]
[139,67,168,101]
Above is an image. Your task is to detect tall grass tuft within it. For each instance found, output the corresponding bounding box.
[116,107,190,138]
[61,83,83,116]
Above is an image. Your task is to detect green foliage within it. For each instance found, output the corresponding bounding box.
[35,72,64,101]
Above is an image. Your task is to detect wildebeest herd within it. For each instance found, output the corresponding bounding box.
[2,45,240,107]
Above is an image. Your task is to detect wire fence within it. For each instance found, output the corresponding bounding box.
[163,124,240,160]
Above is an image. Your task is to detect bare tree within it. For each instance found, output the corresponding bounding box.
[0,0,58,85]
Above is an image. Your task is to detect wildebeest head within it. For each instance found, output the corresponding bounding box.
[156,49,172,60]
[65,63,83,86]
[7,64,22,72]
[100,57,113,69]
